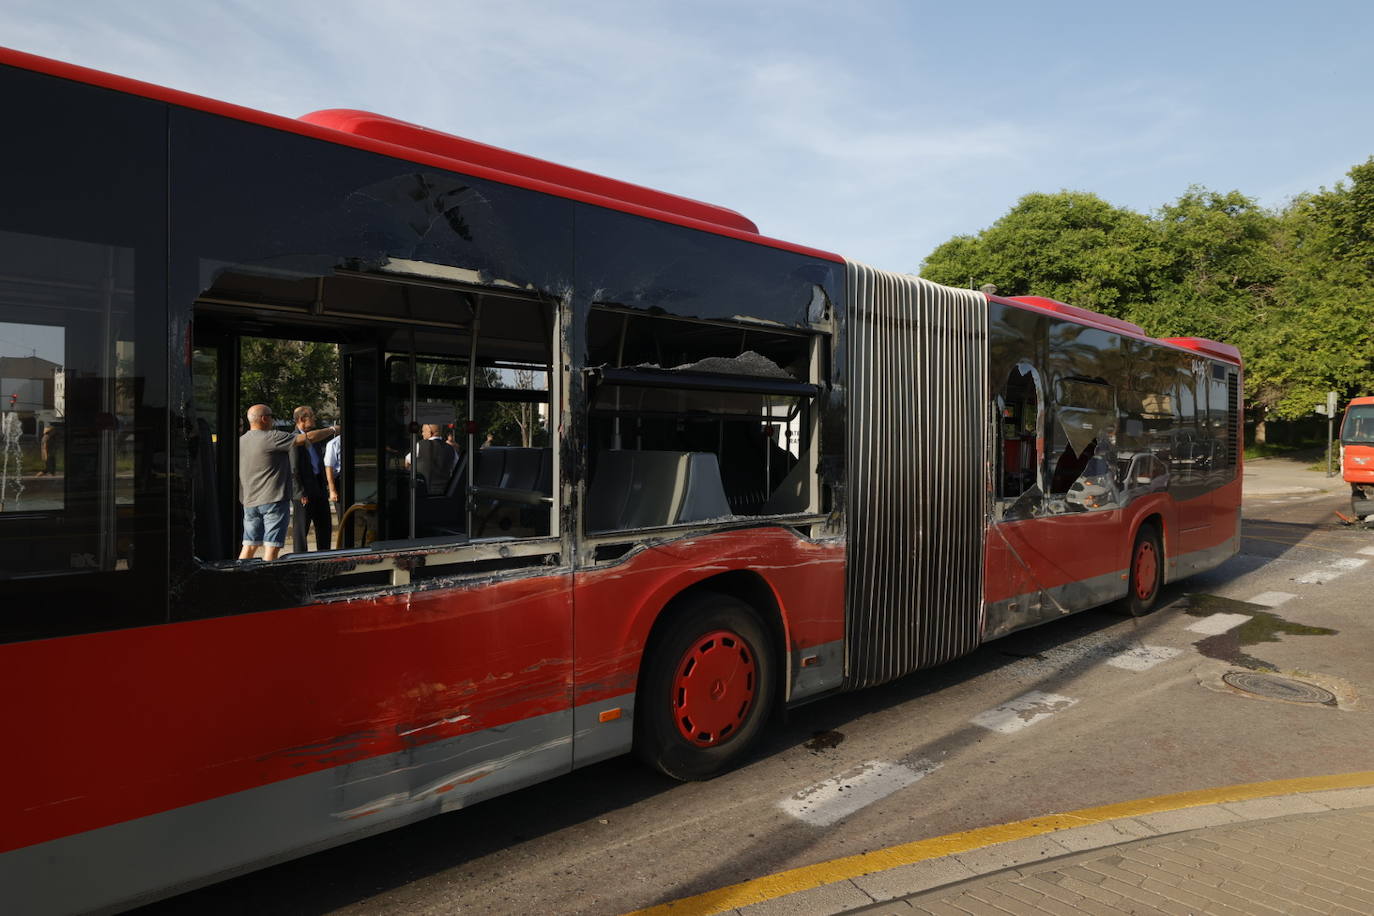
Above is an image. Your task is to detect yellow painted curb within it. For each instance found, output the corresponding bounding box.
[624,770,1374,915]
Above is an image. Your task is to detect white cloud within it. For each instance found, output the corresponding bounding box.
[7,0,1374,272]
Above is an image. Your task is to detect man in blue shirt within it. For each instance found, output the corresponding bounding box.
[291,405,334,552]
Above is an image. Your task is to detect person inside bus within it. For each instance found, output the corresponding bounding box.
[323,430,344,520]
[291,406,334,552]
[405,423,457,495]
[238,404,338,562]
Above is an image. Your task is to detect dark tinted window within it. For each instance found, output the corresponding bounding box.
[0,65,168,640]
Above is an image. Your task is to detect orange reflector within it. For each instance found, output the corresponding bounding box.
[800,655,820,668]
[598,708,622,723]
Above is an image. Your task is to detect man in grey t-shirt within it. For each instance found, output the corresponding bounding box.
[238,404,338,561]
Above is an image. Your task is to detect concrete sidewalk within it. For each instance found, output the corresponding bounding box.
[1243,455,1347,498]
[843,790,1374,915]
[633,779,1374,916]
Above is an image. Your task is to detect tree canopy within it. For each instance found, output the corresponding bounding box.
[920,159,1374,421]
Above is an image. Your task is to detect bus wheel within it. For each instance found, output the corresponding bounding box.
[636,593,776,781]
[1125,524,1163,615]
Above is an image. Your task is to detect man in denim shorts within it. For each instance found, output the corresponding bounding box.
[238,404,339,561]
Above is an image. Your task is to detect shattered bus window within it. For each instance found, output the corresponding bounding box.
[583,309,821,532]
[190,265,557,562]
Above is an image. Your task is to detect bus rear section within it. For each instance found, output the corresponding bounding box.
[981,296,1242,639]
[835,267,1243,685]
[1340,396,1374,520]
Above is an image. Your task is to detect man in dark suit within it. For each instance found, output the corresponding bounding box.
[291,405,333,552]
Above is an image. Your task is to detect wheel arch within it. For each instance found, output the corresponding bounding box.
[635,569,789,714]
[1131,510,1167,580]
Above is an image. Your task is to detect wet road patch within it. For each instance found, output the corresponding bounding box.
[1176,594,1337,671]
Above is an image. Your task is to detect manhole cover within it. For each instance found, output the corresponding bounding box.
[1221,671,1336,705]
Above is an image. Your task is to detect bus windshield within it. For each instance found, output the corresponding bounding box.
[1342,404,1374,443]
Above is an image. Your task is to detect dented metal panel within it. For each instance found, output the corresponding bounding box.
[843,262,987,688]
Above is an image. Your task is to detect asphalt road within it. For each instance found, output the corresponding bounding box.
[141,476,1374,916]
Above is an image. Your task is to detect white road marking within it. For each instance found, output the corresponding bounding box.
[779,759,941,827]
[1359,546,1374,557]
[1105,645,1183,671]
[970,691,1078,734]
[1295,569,1339,584]
[1186,613,1251,635]
[1294,557,1368,585]
[1247,591,1297,607]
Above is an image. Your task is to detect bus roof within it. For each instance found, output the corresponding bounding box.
[992,294,1242,365]
[0,45,843,264]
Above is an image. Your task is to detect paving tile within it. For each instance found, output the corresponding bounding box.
[1214,880,1293,916]
[989,879,1066,908]
[1300,878,1374,911]
[1129,849,1220,887]
[1138,875,1212,911]
[1047,865,1107,888]
[1219,795,1332,820]
[1048,818,1158,853]
[853,857,979,902]
[950,835,1067,875]
[1095,878,1190,915]
[1078,859,1146,888]
[736,879,874,916]
[1304,789,1374,810]
[1248,878,1336,916]
[964,886,1040,915]
[1017,875,1096,909]
[1135,804,1245,833]
[1053,874,1123,907]
[846,902,915,915]
[929,892,1005,916]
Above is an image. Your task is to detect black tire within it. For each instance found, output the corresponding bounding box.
[1124,523,1163,616]
[635,592,776,781]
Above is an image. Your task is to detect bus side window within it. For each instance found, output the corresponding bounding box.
[995,362,1043,518]
[583,309,819,534]
[189,268,557,564]
[0,235,143,580]
[1047,377,1115,509]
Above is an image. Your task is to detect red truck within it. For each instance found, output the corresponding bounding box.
[1341,395,1374,520]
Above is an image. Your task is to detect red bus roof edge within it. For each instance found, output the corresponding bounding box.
[299,109,760,236]
[1161,337,1243,364]
[0,45,843,264]
[1005,296,1146,337]
[993,295,1242,363]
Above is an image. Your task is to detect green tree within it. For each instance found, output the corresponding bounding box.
[238,338,341,422]
[1248,162,1374,421]
[921,191,1157,317]
[918,170,1374,431]
[1133,188,1277,343]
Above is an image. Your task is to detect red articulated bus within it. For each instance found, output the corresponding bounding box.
[1340,395,1374,520]
[0,47,1243,914]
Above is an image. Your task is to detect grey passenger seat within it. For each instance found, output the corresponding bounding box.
[760,457,810,515]
[586,450,733,532]
[470,447,553,537]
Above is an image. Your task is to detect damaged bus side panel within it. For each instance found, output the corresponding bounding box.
[0,47,1242,915]
[0,51,850,914]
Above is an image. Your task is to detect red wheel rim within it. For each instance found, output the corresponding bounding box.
[671,629,757,747]
[1134,540,1158,600]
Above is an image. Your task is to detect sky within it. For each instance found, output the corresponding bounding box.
[4,0,1374,278]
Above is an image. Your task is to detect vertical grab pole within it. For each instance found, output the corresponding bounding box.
[465,300,482,535]
[407,330,417,539]
[612,314,628,450]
